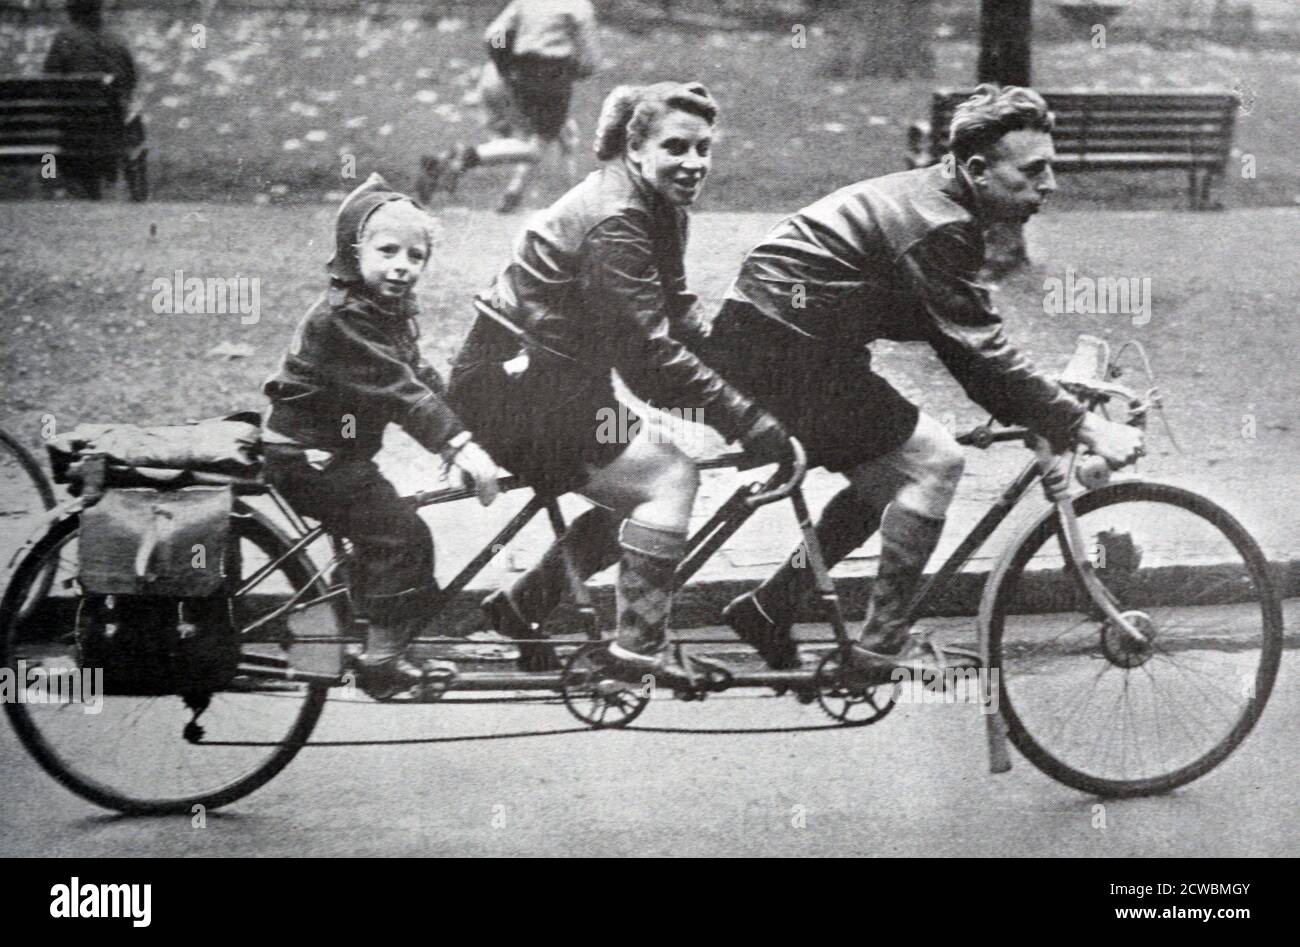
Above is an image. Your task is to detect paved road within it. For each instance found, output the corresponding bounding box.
[2,608,1295,858]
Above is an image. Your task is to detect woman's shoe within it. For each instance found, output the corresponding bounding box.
[482,589,560,672]
[721,592,801,670]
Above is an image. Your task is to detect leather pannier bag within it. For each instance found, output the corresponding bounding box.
[76,486,240,696]
[79,486,233,597]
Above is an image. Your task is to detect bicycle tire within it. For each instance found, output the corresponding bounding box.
[0,426,57,617]
[1,503,340,815]
[986,481,1282,797]
[0,426,55,513]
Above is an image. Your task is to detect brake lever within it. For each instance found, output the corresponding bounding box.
[1112,340,1183,454]
[744,439,807,508]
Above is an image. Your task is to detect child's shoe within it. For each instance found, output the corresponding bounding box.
[357,654,457,701]
[359,618,456,700]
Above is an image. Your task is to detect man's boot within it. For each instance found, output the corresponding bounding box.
[847,504,945,679]
[724,486,883,670]
[483,507,622,672]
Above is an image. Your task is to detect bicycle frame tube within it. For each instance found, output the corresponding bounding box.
[431,492,549,608]
[1029,443,1149,646]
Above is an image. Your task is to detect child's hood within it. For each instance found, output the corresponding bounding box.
[327,172,407,285]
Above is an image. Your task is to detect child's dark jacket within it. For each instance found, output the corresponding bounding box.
[263,177,464,459]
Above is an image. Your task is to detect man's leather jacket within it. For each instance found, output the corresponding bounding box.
[472,160,760,441]
[726,164,1086,446]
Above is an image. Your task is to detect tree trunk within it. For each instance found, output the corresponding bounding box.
[978,0,1033,86]
[821,0,934,79]
[977,1,1034,274]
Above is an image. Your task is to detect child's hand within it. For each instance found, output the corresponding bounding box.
[445,438,501,506]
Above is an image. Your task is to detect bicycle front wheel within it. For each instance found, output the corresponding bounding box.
[987,481,1282,797]
[0,505,339,815]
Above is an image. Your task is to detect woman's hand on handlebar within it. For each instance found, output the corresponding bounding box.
[737,411,792,470]
[442,436,502,506]
[1077,414,1145,469]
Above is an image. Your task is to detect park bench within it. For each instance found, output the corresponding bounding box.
[907,89,1239,210]
[0,73,147,201]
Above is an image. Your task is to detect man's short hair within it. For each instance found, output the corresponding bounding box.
[948,83,1054,161]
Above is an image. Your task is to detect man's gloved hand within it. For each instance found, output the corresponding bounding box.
[1077,415,1145,469]
[442,435,501,506]
[737,411,792,470]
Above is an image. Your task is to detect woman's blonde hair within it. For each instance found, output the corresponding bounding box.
[592,82,718,161]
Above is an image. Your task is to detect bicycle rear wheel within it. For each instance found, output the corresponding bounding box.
[0,504,340,815]
[0,424,55,550]
[0,428,57,621]
[987,481,1282,797]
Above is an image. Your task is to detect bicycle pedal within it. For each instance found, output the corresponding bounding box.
[688,654,736,690]
[595,678,643,698]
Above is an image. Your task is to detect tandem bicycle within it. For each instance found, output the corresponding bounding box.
[0,337,1282,814]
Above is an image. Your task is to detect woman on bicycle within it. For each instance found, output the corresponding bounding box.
[447,81,789,677]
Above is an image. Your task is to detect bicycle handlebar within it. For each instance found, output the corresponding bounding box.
[743,438,807,509]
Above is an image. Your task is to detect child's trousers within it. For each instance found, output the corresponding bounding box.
[262,445,439,625]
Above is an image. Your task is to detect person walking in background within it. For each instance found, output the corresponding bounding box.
[43,0,138,199]
[416,0,599,213]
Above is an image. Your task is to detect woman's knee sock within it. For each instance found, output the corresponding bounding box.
[615,519,686,655]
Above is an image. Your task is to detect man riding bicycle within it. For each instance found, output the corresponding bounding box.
[702,84,1145,677]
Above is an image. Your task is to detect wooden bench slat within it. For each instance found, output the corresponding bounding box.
[935,88,1236,102]
[1054,155,1229,169]
[1050,133,1232,145]
[1056,144,1228,156]
[936,112,1232,126]
[0,135,123,149]
[1048,111,1231,121]
[0,109,122,123]
[1042,100,1234,111]
[0,96,118,108]
[0,73,147,201]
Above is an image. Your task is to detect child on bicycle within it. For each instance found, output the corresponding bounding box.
[262,173,501,700]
